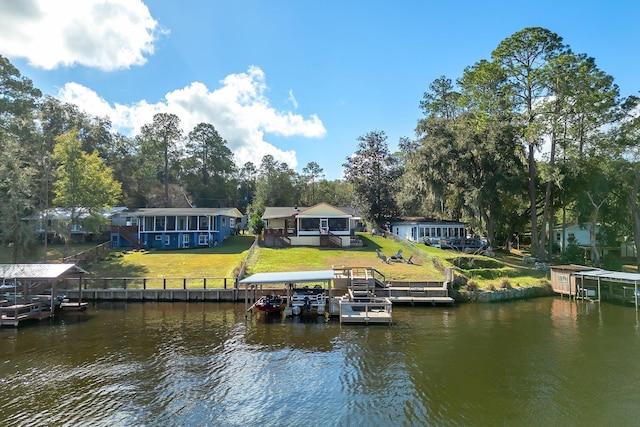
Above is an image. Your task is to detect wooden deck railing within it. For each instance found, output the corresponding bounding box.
[59,276,238,291]
[63,241,111,265]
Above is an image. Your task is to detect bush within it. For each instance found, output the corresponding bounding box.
[451,275,468,289]
[485,283,496,291]
[601,253,623,271]
[498,278,512,290]
[465,279,479,292]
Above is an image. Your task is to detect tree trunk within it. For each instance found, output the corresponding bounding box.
[586,191,605,268]
[528,143,539,258]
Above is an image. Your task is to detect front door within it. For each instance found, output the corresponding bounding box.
[183,234,190,248]
[320,218,329,234]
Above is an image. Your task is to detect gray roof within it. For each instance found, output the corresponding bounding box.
[239,270,335,285]
[261,205,357,220]
[0,264,87,279]
[391,217,466,225]
[573,269,640,283]
[262,207,303,220]
[127,207,243,218]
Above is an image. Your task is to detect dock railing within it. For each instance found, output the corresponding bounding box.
[60,276,237,291]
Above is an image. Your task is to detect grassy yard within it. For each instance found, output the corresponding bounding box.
[86,235,256,279]
[0,233,549,289]
[0,242,102,264]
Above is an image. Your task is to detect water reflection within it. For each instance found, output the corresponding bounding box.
[1,299,640,426]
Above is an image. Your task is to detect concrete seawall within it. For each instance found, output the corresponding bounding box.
[453,284,555,303]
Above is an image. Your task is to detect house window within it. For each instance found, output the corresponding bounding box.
[177,216,187,230]
[328,218,347,231]
[568,233,575,240]
[199,234,208,245]
[165,235,170,246]
[222,217,227,227]
[166,216,176,231]
[230,218,236,228]
[155,235,162,241]
[144,217,154,232]
[155,217,166,231]
[199,216,209,230]
[300,218,320,231]
[189,216,198,230]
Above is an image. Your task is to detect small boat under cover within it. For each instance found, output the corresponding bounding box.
[254,295,285,314]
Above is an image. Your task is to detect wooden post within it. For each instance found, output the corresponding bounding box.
[79,276,83,305]
[163,278,166,289]
[224,278,227,289]
[143,278,147,290]
[123,278,127,290]
[183,278,187,289]
[203,278,207,289]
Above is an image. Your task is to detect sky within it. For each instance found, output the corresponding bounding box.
[2,0,639,180]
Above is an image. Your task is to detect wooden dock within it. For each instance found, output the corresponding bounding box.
[385,283,455,306]
[60,301,89,311]
[338,296,393,324]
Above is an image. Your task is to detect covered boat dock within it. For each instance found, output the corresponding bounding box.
[239,270,336,317]
[0,264,88,326]
[550,265,640,309]
[239,268,393,324]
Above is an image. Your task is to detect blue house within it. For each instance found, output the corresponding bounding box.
[110,207,243,250]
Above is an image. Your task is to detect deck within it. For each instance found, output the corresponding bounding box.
[60,301,89,311]
[338,297,393,324]
[385,284,455,306]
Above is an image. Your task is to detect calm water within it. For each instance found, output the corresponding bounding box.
[1,298,639,426]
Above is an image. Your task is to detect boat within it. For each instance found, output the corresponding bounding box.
[290,286,326,315]
[254,294,286,314]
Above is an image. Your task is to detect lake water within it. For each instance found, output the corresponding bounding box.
[1,297,639,426]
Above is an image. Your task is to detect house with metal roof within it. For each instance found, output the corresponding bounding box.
[261,203,357,248]
[390,217,467,244]
[109,207,243,250]
[23,207,127,243]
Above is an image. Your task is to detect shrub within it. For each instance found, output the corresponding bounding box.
[466,279,479,292]
[498,278,512,290]
[485,283,496,291]
[601,253,623,271]
[451,275,468,289]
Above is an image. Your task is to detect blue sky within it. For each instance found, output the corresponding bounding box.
[2,0,639,180]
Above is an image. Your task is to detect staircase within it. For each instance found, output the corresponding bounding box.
[320,231,342,248]
[113,226,143,249]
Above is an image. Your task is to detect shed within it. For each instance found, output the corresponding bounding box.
[549,265,598,297]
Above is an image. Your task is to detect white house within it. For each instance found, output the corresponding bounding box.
[553,224,599,251]
[261,203,354,247]
[390,217,467,243]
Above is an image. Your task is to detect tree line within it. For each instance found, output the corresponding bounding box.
[2,26,640,268]
[344,27,640,268]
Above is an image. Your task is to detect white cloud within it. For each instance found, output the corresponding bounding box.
[57,66,327,170]
[288,90,299,109]
[0,0,161,71]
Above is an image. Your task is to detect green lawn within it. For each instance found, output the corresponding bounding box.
[0,233,549,289]
[86,235,255,279]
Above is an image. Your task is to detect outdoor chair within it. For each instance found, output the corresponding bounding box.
[390,249,403,262]
[376,248,390,264]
